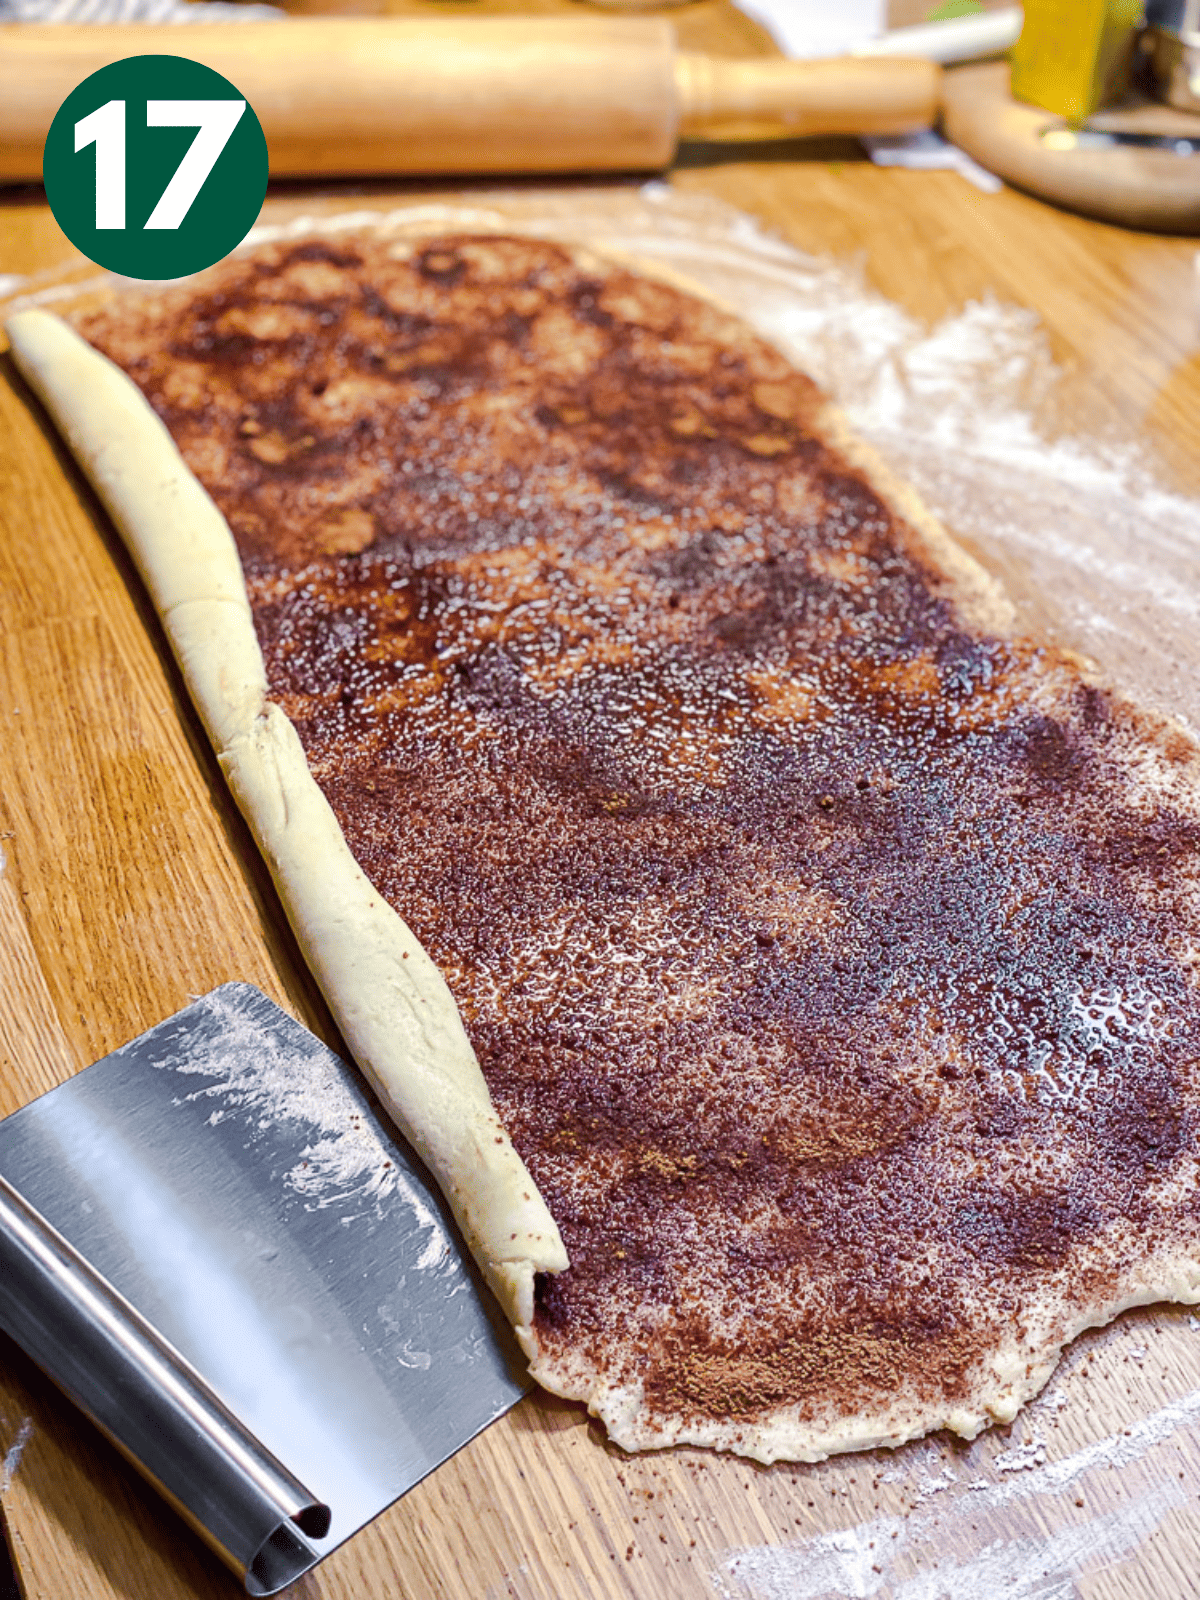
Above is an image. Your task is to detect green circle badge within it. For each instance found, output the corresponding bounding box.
[44,55,268,280]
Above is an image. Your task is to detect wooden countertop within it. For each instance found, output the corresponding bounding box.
[2,4,1200,1597]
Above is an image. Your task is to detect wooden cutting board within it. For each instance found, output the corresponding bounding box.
[943,61,1200,234]
[3,8,1200,1598]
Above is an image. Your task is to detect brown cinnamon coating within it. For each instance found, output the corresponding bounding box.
[80,235,1200,1443]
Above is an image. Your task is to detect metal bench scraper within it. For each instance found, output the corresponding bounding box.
[0,983,529,1594]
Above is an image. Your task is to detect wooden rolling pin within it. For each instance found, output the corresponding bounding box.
[0,17,940,182]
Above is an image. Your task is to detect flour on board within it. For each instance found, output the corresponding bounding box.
[714,1386,1200,1600]
[0,1419,32,1496]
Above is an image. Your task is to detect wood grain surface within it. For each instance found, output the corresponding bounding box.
[3,3,1200,1597]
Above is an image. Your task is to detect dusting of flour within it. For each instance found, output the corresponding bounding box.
[148,987,446,1257]
[0,1419,32,1496]
[714,1387,1200,1600]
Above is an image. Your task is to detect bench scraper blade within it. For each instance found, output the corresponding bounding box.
[0,983,529,1593]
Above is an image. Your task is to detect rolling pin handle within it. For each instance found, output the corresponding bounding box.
[676,53,942,138]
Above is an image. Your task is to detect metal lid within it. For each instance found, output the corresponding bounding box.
[1145,0,1200,41]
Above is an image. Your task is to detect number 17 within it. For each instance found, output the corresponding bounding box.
[75,99,246,231]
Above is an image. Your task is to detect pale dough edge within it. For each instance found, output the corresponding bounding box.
[530,1261,1200,1465]
[5,306,569,1342]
